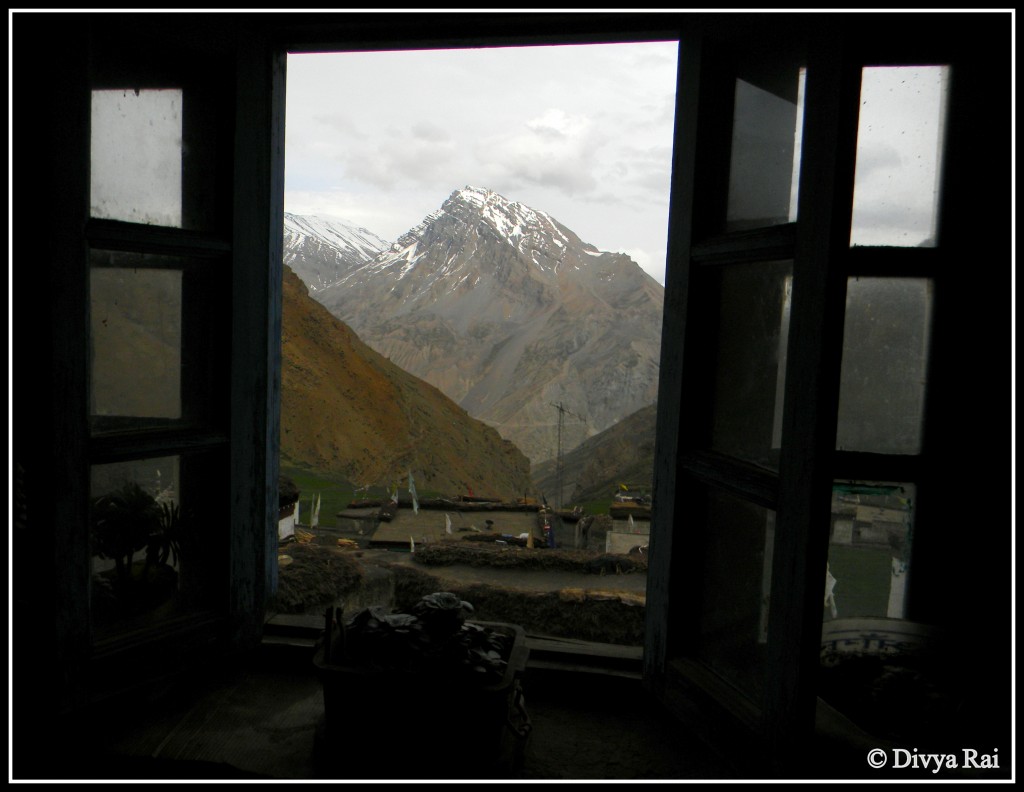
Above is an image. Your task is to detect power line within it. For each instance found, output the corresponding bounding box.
[550,401,585,510]
[480,421,565,428]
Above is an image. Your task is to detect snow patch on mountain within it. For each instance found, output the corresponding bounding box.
[453,185,575,270]
[284,213,389,261]
[307,185,665,463]
[283,212,390,292]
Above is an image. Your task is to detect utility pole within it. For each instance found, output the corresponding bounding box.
[550,401,585,509]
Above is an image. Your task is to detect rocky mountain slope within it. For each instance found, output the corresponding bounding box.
[531,402,657,507]
[280,264,533,500]
[308,186,664,466]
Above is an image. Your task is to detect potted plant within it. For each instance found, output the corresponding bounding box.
[91,481,181,617]
[313,592,531,778]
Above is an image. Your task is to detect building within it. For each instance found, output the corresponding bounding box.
[11,10,1013,780]
[277,475,300,543]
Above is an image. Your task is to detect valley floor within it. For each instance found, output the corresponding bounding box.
[276,513,650,647]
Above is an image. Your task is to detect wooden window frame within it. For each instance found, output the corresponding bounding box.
[14,15,287,707]
[13,11,1011,775]
[643,12,1012,775]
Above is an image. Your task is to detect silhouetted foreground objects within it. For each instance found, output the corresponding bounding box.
[342,593,510,683]
[313,593,531,778]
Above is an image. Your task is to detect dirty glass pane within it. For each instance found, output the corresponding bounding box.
[726,69,805,232]
[836,278,932,454]
[91,88,183,227]
[850,66,949,247]
[90,453,227,639]
[90,254,182,424]
[695,488,773,702]
[710,260,792,471]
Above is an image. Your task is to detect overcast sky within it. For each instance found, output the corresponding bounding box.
[284,42,680,285]
[285,45,948,286]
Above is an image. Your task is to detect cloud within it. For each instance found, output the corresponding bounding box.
[320,124,459,190]
[853,142,904,181]
[284,42,680,284]
[847,65,946,246]
[525,108,590,139]
[851,199,938,247]
[504,158,599,196]
[606,143,673,196]
[309,113,367,140]
[410,122,450,143]
[285,187,445,243]
[475,108,606,196]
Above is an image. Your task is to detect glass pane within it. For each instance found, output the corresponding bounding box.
[90,256,182,423]
[710,260,792,471]
[726,69,805,232]
[836,278,932,454]
[818,481,958,745]
[90,453,226,638]
[850,66,949,247]
[91,88,183,227]
[694,488,773,702]
[824,481,915,623]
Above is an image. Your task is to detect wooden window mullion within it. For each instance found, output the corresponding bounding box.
[763,36,862,768]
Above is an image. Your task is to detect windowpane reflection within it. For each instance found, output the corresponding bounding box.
[850,66,949,247]
[90,453,227,638]
[817,481,958,746]
[726,70,805,232]
[710,260,792,471]
[694,488,773,702]
[824,481,915,623]
[90,259,183,423]
[90,457,182,635]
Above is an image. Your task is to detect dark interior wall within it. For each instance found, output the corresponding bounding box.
[907,26,1013,748]
[10,9,1013,779]
[13,14,91,726]
[11,15,251,772]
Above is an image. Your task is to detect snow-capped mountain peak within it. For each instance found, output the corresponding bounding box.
[446,186,578,269]
[370,185,593,289]
[284,212,389,261]
[305,185,665,465]
[283,212,389,292]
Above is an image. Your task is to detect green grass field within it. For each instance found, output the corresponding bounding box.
[578,497,614,515]
[825,543,894,619]
[280,464,447,528]
[279,465,359,528]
